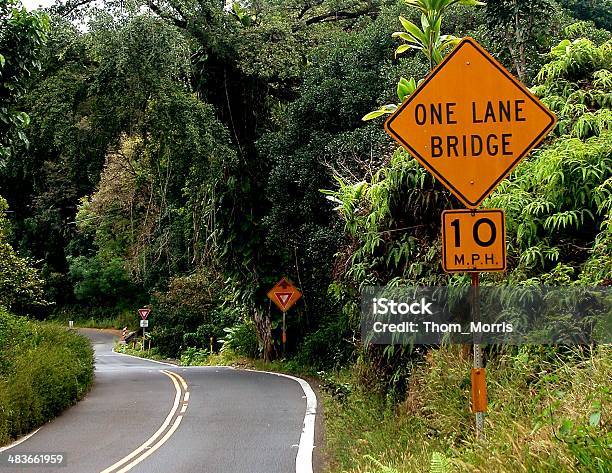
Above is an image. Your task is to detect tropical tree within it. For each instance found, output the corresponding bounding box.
[0,196,46,310]
[0,0,49,160]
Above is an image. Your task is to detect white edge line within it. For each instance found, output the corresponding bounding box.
[111,347,236,371]
[244,369,316,473]
[111,346,177,366]
[99,370,181,473]
[0,428,41,452]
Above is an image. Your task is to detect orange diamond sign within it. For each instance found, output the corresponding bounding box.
[384,37,556,208]
[267,277,302,312]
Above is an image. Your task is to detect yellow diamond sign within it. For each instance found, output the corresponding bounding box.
[384,37,557,208]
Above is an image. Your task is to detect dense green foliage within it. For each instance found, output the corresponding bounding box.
[0,196,46,311]
[0,310,94,445]
[0,0,49,160]
[0,0,48,311]
[0,0,608,356]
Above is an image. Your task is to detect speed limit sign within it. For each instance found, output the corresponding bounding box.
[441,209,506,272]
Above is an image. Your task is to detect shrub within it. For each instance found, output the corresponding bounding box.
[179,347,210,366]
[68,255,136,306]
[0,196,47,311]
[222,318,260,358]
[151,270,233,357]
[0,310,94,445]
[295,315,354,371]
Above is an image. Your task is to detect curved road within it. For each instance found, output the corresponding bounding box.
[1,329,316,473]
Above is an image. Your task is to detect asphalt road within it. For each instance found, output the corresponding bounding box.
[0,329,316,473]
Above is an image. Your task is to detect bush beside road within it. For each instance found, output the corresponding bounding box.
[0,310,94,446]
[322,345,611,473]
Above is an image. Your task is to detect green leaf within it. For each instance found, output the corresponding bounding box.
[399,16,426,43]
[362,104,398,121]
[420,14,429,33]
[395,44,412,57]
[362,110,389,121]
[0,54,5,68]
[432,48,443,64]
[433,14,442,33]
[397,76,417,101]
[392,32,415,42]
[589,411,601,427]
[16,112,30,126]
[403,0,428,14]
[397,81,410,101]
[459,0,486,6]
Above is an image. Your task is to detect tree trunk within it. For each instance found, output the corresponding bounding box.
[253,307,274,361]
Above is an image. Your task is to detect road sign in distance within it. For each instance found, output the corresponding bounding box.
[138,308,151,320]
[442,209,506,272]
[384,37,556,208]
[267,278,302,313]
[140,319,149,328]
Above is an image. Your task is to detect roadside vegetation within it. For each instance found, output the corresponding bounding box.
[323,345,610,473]
[0,310,94,446]
[1,0,610,469]
[0,5,94,445]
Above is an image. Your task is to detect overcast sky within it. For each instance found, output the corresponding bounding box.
[22,0,55,10]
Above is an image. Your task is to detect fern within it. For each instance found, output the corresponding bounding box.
[429,451,451,473]
[363,454,400,473]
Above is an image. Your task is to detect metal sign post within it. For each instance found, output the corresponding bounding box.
[471,272,486,437]
[282,311,287,356]
[139,319,149,350]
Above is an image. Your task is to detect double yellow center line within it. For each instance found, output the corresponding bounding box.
[100,370,189,473]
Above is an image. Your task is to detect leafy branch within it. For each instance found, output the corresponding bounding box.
[362,0,484,121]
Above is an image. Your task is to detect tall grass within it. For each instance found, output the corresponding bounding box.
[323,345,611,473]
[0,310,94,445]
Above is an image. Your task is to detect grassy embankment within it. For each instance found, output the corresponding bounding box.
[323,345,610,473]
[0,309,94,446]
[113,341,610,472]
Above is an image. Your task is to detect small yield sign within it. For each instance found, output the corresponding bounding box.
[267,278,302,313]
[267,278,302,354]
